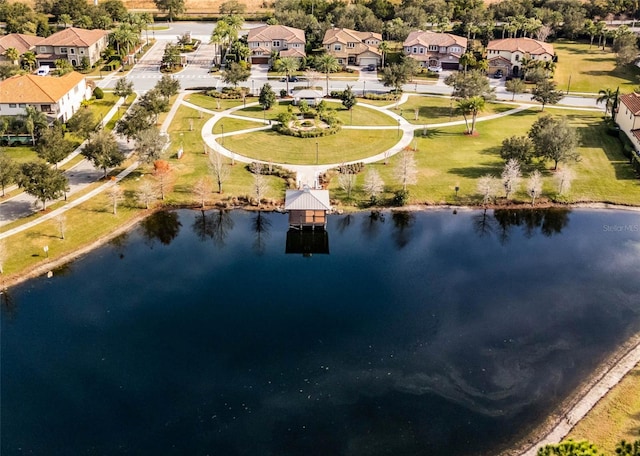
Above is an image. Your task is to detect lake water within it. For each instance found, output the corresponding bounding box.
[2,209,639,456]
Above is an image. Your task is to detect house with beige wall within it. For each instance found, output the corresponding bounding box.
[247,25,306,65]
[486,37,554,77]
[322,28,381,67]
[0,34,43,64]
[403,31,467,70]
[0,71,92,122]
[35,27,110,68]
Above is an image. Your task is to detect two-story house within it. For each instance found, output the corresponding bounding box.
[403,31,467,70]
[617,92,640,151]
[322,28,381,67]
[247,25,306,65]
[486,38,554,77]
[0,71,92,122]
[0,34,43,64]
[35,27,110,68]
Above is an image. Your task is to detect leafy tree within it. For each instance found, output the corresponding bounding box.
[0,64,22,80]
[456,96,484,134]
[529,115,579,170]
[153,0,185,21]
[341,85,357,123]
[4,47,19,66]
[315,53,341,96]
[394,147,417,191]
[24,106,47,146]
[219,0,246,15]
[597,88,618,118]
[258,83,276,110]
[135,126,167,164]
[17,161,68,210]
[381,58,420,94]
[500,135,535,164]
[35,128,74,167]
[615,439,640,456]
[209,148,230,193]
[116,104,154,140]
[161,42,182,69]
[537,439,603,456]
[221,61,251,87]
[445,69,496,99]
[156,74,180,98]
[136,179,158,209]
[114,77,134,102]
[101,0,128,21]
[138,88,169,124]
[363,168,384,204]
[55,59,73,75]
[66,108,95,140]
[505,78,526,101]
[275,56,299,94]
[20,51,37,71]
[153,159,174,200]
[531,79,563,111]
[0,152,18,196]
[82,129,124,178]
[501,158,521,199]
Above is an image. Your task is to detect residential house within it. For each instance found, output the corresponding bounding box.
[247,25,306,65]
[486,37,554,77]
[0,71,92,122]
[285,187,331,230]
[322,28,381,67]
[35,27,110,68]
[617,92,640,154]
[403,30,467,70]
[0,34,43,64]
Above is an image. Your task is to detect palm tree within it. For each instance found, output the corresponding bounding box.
[210,21,230,65]
[4,47,19,66]
[583,19,598,48]
[316,53,340,96]
[24,106,47,145]
[59,14,72,29]
[456,96,485,134]
[597,88,618,117]
[378,41,389,68]
[276,57,299,94]
[21,51,36,71]
[140,12,154,45]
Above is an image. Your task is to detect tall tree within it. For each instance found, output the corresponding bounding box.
[527,170,543,205]
[192,177,213,208]
[24,106,47,146]
[378,41,389,68]
[531,79,563,111]
[153,0,185,21]
[209,148,230,193]
[341,85,357,124]
[394,147,417,191]
[135,126,167,164]
[501,158,521,199]
[500,135,535,164]
[528,115,579,170]
[0,152,18,197]
[4,47,19,66]
[35,128,74,167]
[315,53,341,96]
[66,108,96,140]
[221,61,250,87]
[258,83,276,110]
[444,69,495,99]
[381,59,419,94]
[275,56,300,94]
[153,159,173,200]
[363,168,384,204]
[20,51,37,71]
[597,87,618,117]
[505,78,526,101]
[338,170,356,200]
[82,129,124,178]
[17,161,68,210]
[114,77,134,103]
[156,74,180,98]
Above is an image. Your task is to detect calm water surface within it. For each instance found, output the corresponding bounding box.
[2,209,640,456]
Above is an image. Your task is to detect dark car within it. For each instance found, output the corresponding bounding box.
[493,70,504,79]
[366,64,376,71]
[280,76,299,82]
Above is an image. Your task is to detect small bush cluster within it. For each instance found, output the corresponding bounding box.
[330,90,344,99]
[272,123,341,138]
[206,86,249,99]
[336,162,365,174]
[93,87,104,99]
[363,93,399,101]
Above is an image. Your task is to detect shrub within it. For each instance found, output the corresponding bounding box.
[363,93,399,101]
[280,89,288,97]
[337,162,365,174]
[272,124,341,138]
[330,90,345,99]
[93,87,104,99]
[393,189,410,206]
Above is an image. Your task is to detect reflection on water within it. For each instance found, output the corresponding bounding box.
[2,208,640,456]
[140,210,182,246]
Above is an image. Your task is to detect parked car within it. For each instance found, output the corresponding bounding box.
[280,76,299,82]
[365,64,376,71]
[36,65,50,76]
[493,70,504,79]
[427,66,442,73]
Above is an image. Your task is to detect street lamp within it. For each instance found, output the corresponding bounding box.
[252,79,255,96]
[363,80,366,97]
[397,118,401,137]
[221,123,224,145]
[316,141,319,164]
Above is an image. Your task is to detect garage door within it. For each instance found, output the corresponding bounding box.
[252,57,269,64]
[359,57,377,67]
[442,62,459,70]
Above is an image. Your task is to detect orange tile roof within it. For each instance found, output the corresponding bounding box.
[0,33,43,55]
[620,92,640,115]
[403,30,467,49]
[322,28,382,45]
[486,38,554,56]
[37,27,110,47]
[0,71,86,103]
[247,25,305,45]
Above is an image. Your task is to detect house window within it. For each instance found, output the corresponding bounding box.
[515,54,520,61]
[39,46,47,52]
[19,103,26,108]
[451,46,460,53]
[428,45,438,51]
[80,49,84,54]
[412,47,418,53]
[348,42,355,48]
[60,47,67,53]
[9,103,16,108]
[41,104,52,112]
[69,48,75,54]
[334,44,342,51]
[272,40,280,47]
[419,47,424,54]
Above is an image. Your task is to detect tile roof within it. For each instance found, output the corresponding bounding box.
[322,28,382,59]
[247,25,305,45]
[620,92,640,115]
[37,27,110,47]
[0,33,43,55]
[403,30,467,49]
[631,129,640,142]
[486,38,554,56]
[280,47,306,58]
[0,71,86,103]
[285,188,331,211]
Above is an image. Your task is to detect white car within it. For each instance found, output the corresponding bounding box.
[36,65,50,76]
[427,66,442,73]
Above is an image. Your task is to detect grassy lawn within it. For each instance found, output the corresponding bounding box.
[553,40,640,93]
[87,93,119,123]
[396,95,515,125]
[221,128,400,165]
[567,364,640,455]
[334,104,396,126]
[184,93,246,112]
[335,109,640,206]
[213,117,266,134]
[3,146,39,164]
[357,97,400,107]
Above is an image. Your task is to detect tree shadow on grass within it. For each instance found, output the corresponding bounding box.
[448,162,503,179]
[414,128,460,139]
[575,125,638,180]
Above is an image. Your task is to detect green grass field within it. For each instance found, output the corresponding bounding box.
[554,40,640,93]
[397,96,515,125]
[184,93,246,112]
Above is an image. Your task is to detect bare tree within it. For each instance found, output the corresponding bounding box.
[363,168,385,204]
[55,214,67,239]
[554,167,575,196]
[209,148,230,193]
[393,148,418,191]
[250,162,269,207]
[153,160,174,200]
[338,171,357,200]
[477,174,499,205]
[137,179,158,209]
[304,69,321,88]
[0,241,6,275]
[106,183,125,215]
[527,170,543,205]
[192,177,213,208]
[501,159,522,199]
